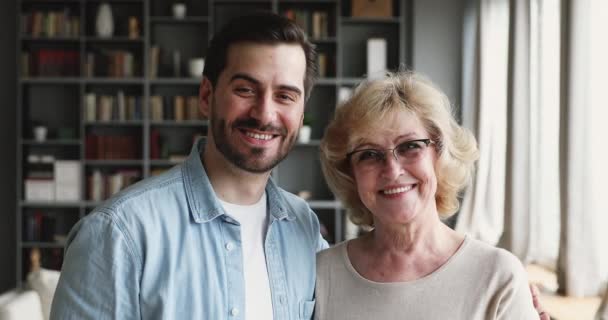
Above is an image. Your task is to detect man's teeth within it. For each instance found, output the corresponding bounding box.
[245,132,273,140]
[382,186,413,195]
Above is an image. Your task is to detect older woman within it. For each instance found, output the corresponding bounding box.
[316,71,540,319]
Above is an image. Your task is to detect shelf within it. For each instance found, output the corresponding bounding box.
[85,36,144,43]
[16,0,411,285]
[296,140,321,147]
[85,121,144,126]
[214,0,273,3]
[149,78,202,85]
[20,36,80,42]
[279,0,337,2]
[150,16,209,24]
[316,78,339,85]
[149,159,186,166]
[308,200,341,209]
[149,120,208,127]
[311,37,338,44]
[341,17,401,24]
[83,0,144,2]
[84,159,143,166]
[84,201,102,208]
[21,242,65,249]
[84,78,145,84]
[21,0,81,3]
[20,201,82,208]
[339,77,366,85]
[22,139,81,146]
[20,77,81,84]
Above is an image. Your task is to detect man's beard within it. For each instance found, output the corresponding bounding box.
[210,104,298,174]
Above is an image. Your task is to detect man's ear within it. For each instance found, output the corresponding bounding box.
[199,77,213,118]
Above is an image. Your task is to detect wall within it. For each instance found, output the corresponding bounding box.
[0,0,17,292]
[413,0,466,112]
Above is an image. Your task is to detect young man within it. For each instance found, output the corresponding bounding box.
[51,12,325,319]
[51,11,548,320]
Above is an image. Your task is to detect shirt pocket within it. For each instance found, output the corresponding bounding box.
[299,299,315,320]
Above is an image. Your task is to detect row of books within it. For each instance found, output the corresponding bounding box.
[84,51,137,78]
[21,50,80,77]
[24,161,81,202]
[88,169,141,201]
[22,9,80,38]
[23,213,70,243]
[85,134,140,160]
[149,95,204,122]
[150,130,201,160]
[84,92,143,122]
[284,9,330,39]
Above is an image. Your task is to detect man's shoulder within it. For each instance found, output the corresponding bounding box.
[276,188,310,209]
[100,165,184,213]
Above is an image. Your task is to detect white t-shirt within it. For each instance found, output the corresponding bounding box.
[219,193,273,320]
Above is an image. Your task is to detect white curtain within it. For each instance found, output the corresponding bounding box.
[458,0,608,297]
[457,0,510,246]
[557,0,608,297]
[500,0,561,267]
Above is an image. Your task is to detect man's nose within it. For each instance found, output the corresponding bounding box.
[250,92,276,125]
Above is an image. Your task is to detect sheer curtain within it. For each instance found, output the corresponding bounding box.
[457,0,560,264]
[557,0,608,297]
[457,0,510,246]
[457,0,608,297]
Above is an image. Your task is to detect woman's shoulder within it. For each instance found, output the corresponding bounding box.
[317,240,348,262]
[462,236,528,279]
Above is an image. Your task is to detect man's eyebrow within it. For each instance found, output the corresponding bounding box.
[230,73,302,97]
[278,85,302,97]
[230,73,260,85]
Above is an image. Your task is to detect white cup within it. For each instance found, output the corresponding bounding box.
[189,58,205,78]
[33,126,48,142]
[172,3,187,19]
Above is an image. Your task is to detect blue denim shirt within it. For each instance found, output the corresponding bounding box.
[50,139,329,320]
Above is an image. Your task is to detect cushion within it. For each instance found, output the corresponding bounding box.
[27,269,60,320]
[0,290,44,320]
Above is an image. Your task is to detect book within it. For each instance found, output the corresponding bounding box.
[367,38,387,79]
[54,160,81,201]
[174,96,185,121]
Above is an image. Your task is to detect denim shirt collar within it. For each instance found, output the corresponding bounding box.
[182,138,295,223]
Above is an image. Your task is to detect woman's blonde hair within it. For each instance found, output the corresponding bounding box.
[320,71,479,227]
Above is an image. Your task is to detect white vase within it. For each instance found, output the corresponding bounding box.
[172,3,187,19]
[298,125,312,143]
[96,2,114,38]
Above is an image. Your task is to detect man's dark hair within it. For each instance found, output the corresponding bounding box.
[203,11,317,101]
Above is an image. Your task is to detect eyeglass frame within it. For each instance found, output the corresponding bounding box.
[345,138,435,168]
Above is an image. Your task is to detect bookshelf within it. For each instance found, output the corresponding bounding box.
[16,0,412,284]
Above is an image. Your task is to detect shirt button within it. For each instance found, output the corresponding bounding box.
[225,242,234,251]
[279,295,287,305]
[230,307,239,316]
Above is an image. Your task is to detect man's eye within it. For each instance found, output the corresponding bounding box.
[277,93,296,102]
[357,150,383,162]
[235,87,254,95]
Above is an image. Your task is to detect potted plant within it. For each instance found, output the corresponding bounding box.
[298,113,313,143]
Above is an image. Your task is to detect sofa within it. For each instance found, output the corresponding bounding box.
[0,269,60,320]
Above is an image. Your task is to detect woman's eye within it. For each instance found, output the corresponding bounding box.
[358,150,383,162]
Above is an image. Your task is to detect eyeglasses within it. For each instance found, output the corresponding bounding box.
[346,138,435,171]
